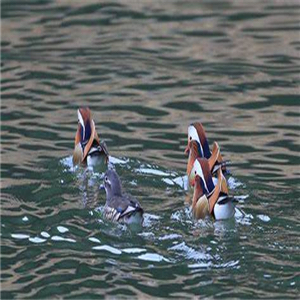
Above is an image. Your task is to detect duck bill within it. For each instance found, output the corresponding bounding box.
[188,164,196,186]
[189,173,196,187]
[192,175,203,207]
[190,178,195,187]
[184,144,190,155]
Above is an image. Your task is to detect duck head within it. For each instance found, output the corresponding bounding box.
[74,107,100,164]
[186,140,203,176]
[76,107,93,147]
[190,158,215,195]
[101,169,122,202]
[192,174,210,219]
[184,122,210,159]
[192,174,204,208]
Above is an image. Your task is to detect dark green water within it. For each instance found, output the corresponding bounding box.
[1,0,299,299]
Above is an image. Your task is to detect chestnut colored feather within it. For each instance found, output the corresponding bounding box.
[186,140,201,175]
[73,107,104,165]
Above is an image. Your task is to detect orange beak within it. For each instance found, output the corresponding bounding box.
[192,175,201,187]
[184,144,190,155]
[190,174,196,187]
[190,179,195,187]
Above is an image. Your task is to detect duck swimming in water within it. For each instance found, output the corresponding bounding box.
[100,169,144,225]
[190,157,235,220]
[186,140,226,185]
[73,107,109,166]
[185,122,227,183]
[185,122,211,159]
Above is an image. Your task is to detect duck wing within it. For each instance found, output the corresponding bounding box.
[89,140,109,156]
[217,195,233,205]
[105,195,143,222]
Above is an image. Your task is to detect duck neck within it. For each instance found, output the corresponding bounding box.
[192,180,203,209]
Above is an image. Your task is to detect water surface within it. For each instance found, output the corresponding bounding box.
[1,0,299,299]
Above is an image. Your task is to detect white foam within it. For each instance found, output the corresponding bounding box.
[88,237,101,243]
[51,236,76,243]
[11,234,29,240]
[41,231,50,238]
[93,245,122,255]
[169,242,208,261]
[159,234,182,241]
[29,237,47,244]
[162,178,174,185]
[137,253,170,263]
[122,248,146,254]
[173,175,189,190]
[227,176,243,189]
[135,167,176,177]
[109,156,128,165]
[257,214,270,222]
[57,226,69,233]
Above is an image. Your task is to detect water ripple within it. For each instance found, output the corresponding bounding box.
[1,0,299,298]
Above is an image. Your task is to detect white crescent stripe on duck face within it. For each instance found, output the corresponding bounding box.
[188,125,204,155]
[190,164,196,182]
[194,160,209,193]
[77,109,85,140]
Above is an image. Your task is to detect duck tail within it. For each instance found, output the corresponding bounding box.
[212,160,231,174]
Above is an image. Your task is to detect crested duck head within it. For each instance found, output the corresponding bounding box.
[192,174,210,219]
[185,122,211,159]
[186,140,203,177]
[77,107,93,147]
[190,158,215,194]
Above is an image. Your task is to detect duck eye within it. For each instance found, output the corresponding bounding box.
[194,171,197,174]
[105,176,108,182]
[189,136,192,140]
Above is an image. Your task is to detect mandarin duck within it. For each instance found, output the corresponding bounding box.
[186,140,225,185]
[100,169,144,225]
[185,122,227,176]
[185,122,211,158]
[190,157,235,220]
[73,107,109,166]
